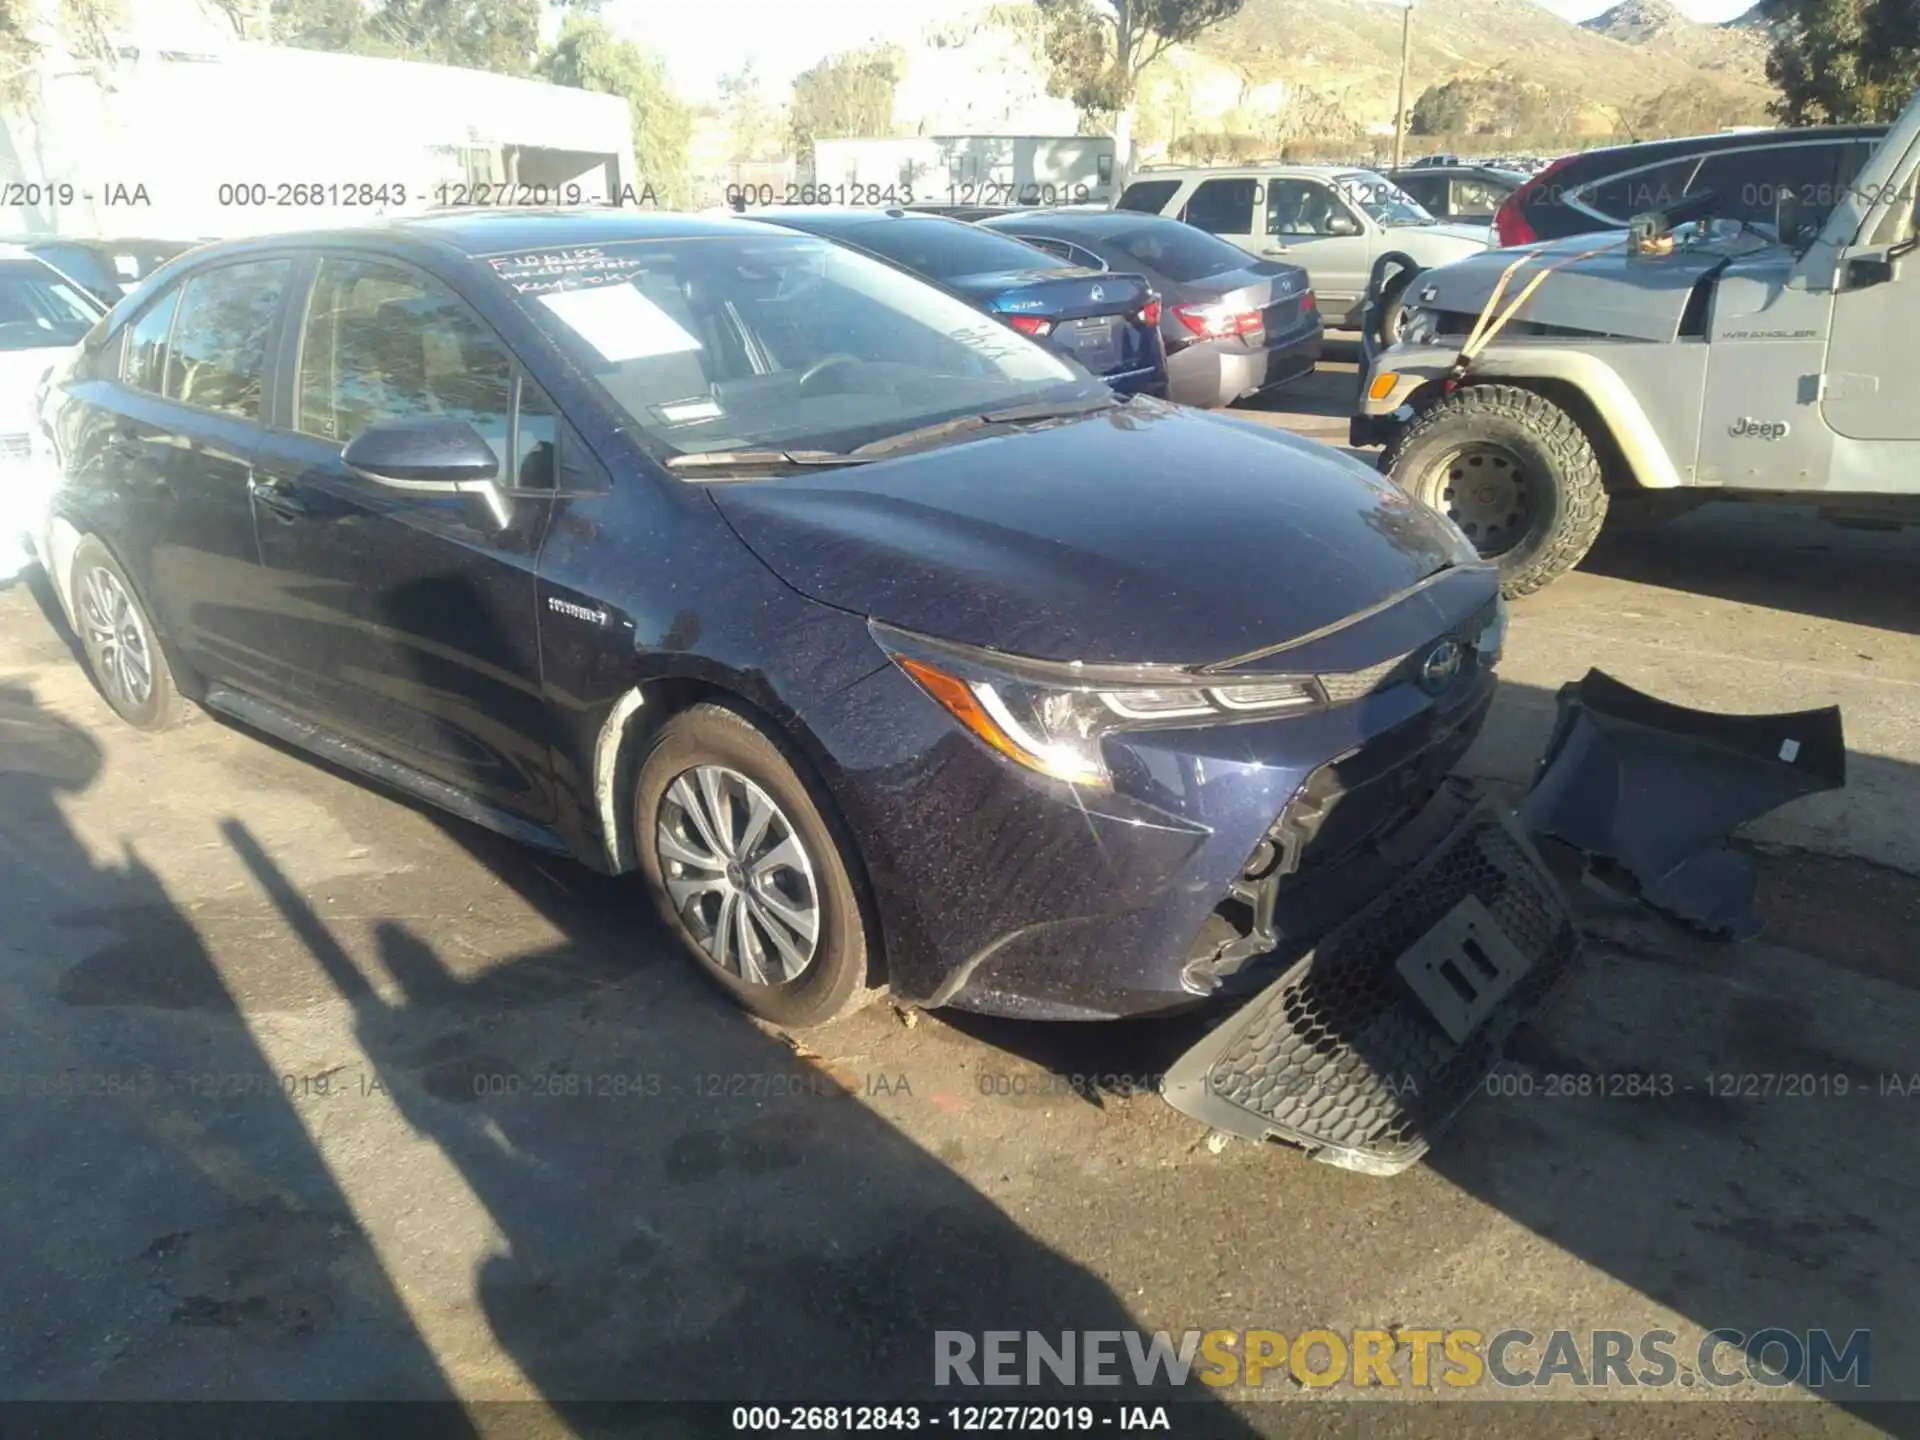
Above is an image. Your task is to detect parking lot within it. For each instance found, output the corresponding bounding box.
[2,363,1917,1430]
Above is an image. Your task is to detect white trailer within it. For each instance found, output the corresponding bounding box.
[0,37,639,242]
[811,134,1119,208]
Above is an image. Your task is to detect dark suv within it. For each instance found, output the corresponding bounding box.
[1493,125,1889,245]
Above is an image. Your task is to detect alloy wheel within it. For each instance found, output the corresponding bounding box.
[1432,444,1536,558]
[77,564,154,711]
[656,764,821,986]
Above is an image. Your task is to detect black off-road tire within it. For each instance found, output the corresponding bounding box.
[68,536,190,732]
[634,702,882,1029]
[1383,384,1609,598]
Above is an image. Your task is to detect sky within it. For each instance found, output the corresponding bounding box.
[599,0,1760,101]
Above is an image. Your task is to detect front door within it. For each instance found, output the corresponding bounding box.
[251,253,559,821]
[1821,195,1920,443]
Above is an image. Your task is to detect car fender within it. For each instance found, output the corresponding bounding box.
[1362,343,1687,490]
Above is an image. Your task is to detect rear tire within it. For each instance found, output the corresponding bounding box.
[634,702,881,1029]
[68,536,188,731]
[1383,384,1608,598]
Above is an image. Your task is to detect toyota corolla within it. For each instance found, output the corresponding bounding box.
[39,211,1577,1168]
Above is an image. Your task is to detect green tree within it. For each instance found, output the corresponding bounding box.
[539,13,690,205]
[1033,0,1245,160]
[788,45,900,166]
[718,60,784,164]
[364,0,542,76]
[265,0,369,51]
[1758,0,1920,122]
[1,0,121,108]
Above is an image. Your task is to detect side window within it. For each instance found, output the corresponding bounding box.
[296,256,518,473]
[1691,148,1811,226]
[1450,178,1507,219]
[513,382,557,491]
[1398,174,1446,215]
[1183,178,1257,235]
[165,259,291,420]
[1067,243,1107,270]
[1115,178,1180,214]
[1578,158,1700,221]
[1266,180,1345,236]
[123,286,180,396]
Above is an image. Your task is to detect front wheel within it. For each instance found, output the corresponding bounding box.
[634,702,880,1029]
[1383,385,1609,598]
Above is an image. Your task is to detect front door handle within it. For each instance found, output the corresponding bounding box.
[1263,245,1291,256]
[250,475,314,521]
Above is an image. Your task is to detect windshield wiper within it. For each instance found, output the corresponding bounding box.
[665,448,875,472]
[849,394,1119,460]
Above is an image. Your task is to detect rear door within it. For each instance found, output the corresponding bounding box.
[249,252,559,820]
[72,257,293,692]
[1262,178,1373,319]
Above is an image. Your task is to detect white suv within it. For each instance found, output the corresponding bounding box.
[1114,165,1492,329]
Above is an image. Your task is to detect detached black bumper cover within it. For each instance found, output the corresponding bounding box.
[1161,798,1579,1176]
[1518,669,1846,939]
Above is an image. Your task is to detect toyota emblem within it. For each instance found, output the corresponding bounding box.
[1418,640,1464,695]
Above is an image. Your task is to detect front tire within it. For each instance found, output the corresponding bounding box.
[1383,384,1609,598]
[69,536,188,731]
[635,702,880,1029]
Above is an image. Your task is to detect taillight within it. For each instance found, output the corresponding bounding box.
[1173,302,1264,340]
[1006,313,1052,338]
[1138,298,1162,326]
[1494,156,1570,247]
[1300,290,1315,312]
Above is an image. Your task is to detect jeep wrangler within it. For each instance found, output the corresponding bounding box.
[1352,88,1920,598]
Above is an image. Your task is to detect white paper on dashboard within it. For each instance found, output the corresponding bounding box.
[537,284,703,363]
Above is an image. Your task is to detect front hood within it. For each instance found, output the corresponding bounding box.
[1410,229,1783,342]
[706,400,1474,666]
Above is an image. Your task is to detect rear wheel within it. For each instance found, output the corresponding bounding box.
[635,703,880,1029]
[69,536,188,731]
[1384,385,1608,598]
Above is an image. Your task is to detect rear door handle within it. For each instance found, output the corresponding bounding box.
[1262,245,1291,256]
[249,475,313,521]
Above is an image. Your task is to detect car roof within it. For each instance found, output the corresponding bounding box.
[1545,123,1888,175]
[1390,165,1525,181]
[741,208,965,237]
[980,209,1183,238]
[1129,163,1362,180]
[150,209,812,269]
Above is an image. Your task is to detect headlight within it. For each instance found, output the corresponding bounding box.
[874,621,1320,788]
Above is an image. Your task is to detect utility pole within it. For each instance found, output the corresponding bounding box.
[1391,0,1412,174]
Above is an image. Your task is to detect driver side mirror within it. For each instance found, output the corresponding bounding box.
[342,416,514,529]
[1327,211,1362,236]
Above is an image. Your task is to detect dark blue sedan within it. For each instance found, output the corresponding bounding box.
[40,209,1562,1107]
[747,208,1169,397]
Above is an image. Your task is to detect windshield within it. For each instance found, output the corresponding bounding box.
[0,261,102,349]
[494,233,1097,461]
[1336,172,1435,227]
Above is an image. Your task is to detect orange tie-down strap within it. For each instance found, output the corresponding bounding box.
[1445,238,1627,387]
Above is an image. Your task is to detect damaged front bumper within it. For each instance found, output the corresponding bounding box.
[1162,793,1581,1176]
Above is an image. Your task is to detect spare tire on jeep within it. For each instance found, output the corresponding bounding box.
[1382,384,1609,598]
